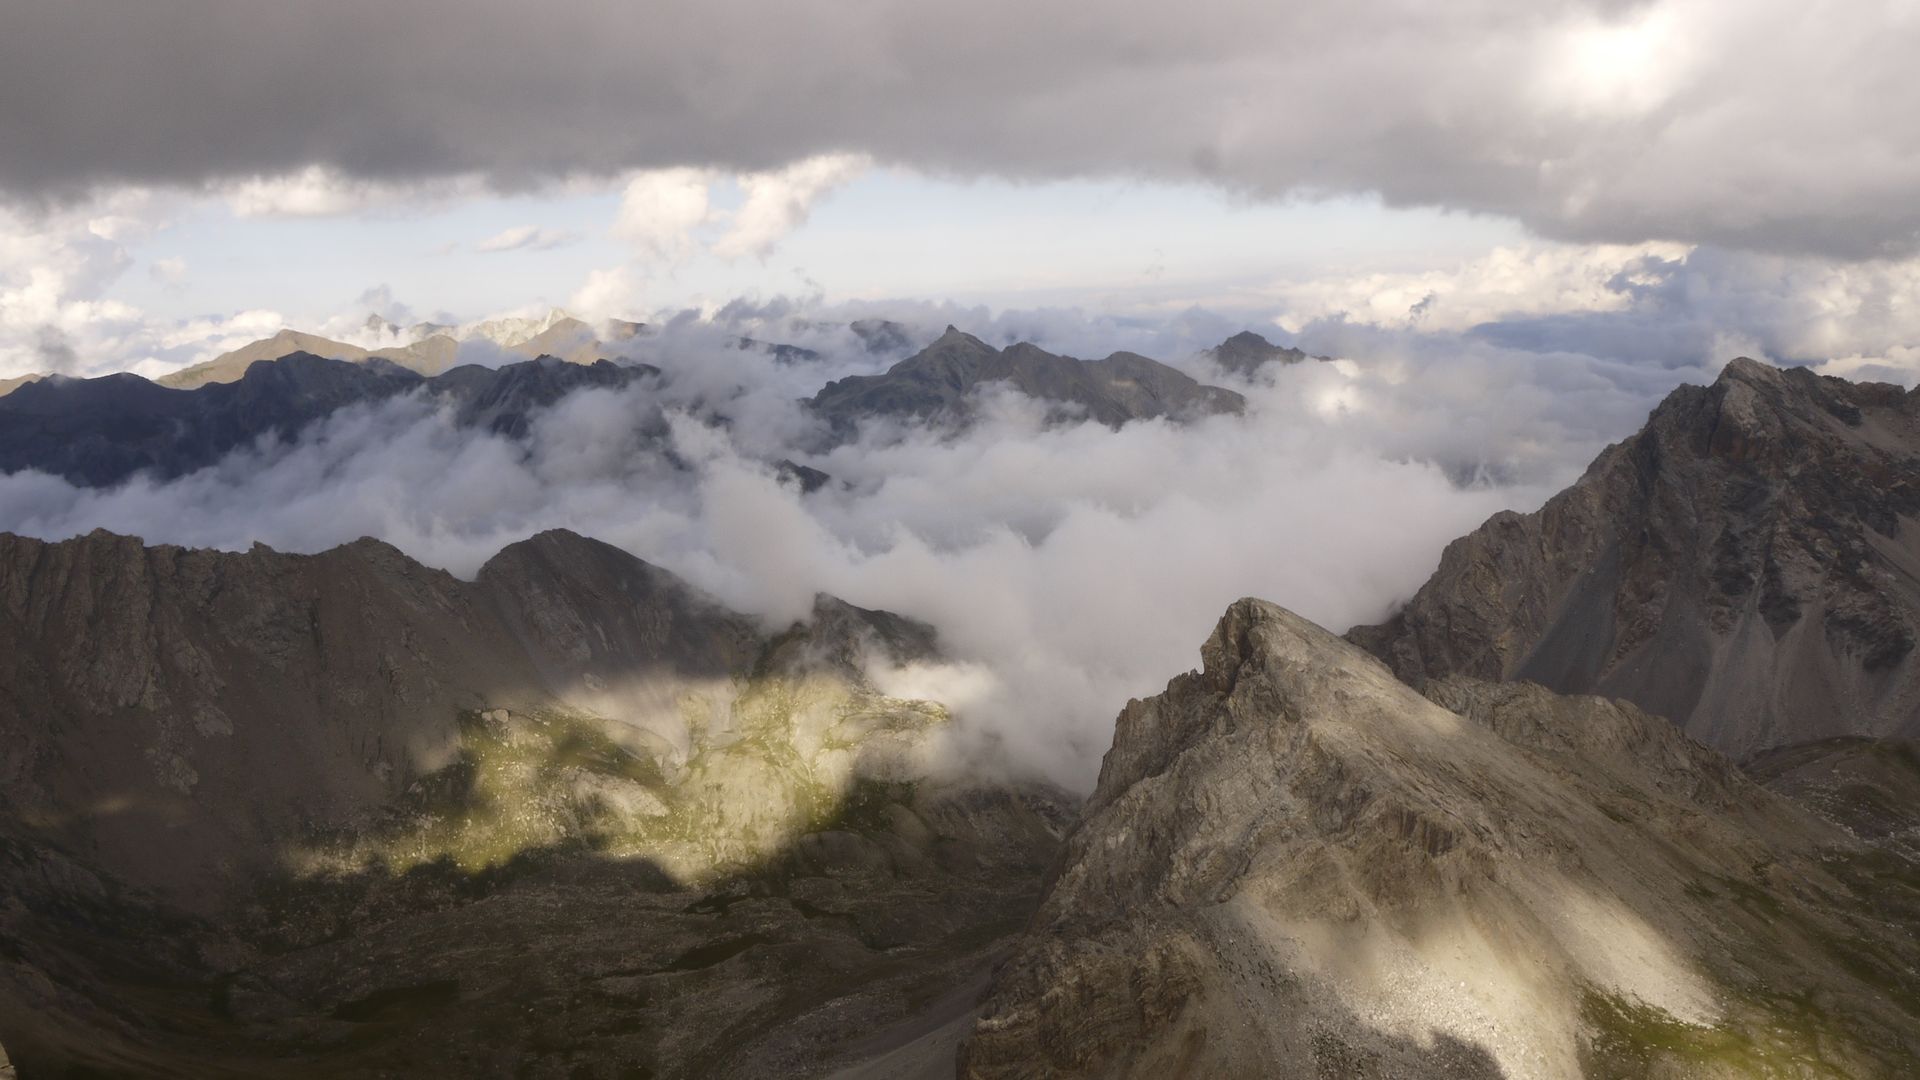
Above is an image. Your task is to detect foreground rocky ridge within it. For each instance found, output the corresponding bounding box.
[964,600,1920,1078]
[1351,358,1920,759]
[0,528,1068,1077]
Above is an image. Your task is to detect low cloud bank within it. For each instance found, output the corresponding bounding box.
[1,322,1673,786]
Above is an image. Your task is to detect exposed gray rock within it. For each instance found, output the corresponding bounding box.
[964,599,1920,1078]
[810,326,1244,440]
[1350,358,1920,758]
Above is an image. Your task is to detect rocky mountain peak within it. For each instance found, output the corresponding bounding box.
[1717,354,1785,385]
[926,324,993,355]
[965,599,1920,1077]
[1351,357,1920,757]
[1207,329,1312,375]
[808,329,1244,441]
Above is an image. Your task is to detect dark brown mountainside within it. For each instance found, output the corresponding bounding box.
[0,529,1068,1078]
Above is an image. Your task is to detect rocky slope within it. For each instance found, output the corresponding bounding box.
[810,326,1244,440]
[1746,737,1920,862]
[1350,358,1920,759]
[0,529,1069,1077]
[963,599,1920,1078]
[0,353,661,486]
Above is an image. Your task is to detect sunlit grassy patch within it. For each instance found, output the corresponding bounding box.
[300,669,949,885]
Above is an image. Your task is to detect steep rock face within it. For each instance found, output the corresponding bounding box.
[0,529,1070,1077]
[810,326,1244,439]
[0,354,661,486]
[964,600,1920,1078]
[1350,358,1920,758]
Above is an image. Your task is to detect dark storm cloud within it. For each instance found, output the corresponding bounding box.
[4,0,1918,257]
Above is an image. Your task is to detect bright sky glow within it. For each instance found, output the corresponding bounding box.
[106,170,1527,330]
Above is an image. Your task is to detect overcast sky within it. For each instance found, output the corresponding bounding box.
[3,0,1920,382]
[8,0,1920,779]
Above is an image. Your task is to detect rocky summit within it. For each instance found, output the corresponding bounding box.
[1205,330,1318,376]
[0,529,1069,1077]
[1351,358,1920,759]
[964,599,1920,1078]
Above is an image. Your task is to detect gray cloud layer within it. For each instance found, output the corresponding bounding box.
[5,0,1918,257]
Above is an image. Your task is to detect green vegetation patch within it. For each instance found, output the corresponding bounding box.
[313,679,935,885]
[1578,987,1855,1078]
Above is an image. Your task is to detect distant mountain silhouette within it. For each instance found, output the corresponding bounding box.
[0,353,660,486]
[810,326,1244,439]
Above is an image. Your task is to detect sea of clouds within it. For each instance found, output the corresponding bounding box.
[0,305,1750,786]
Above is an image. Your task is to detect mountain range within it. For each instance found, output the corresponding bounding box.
[5,348,1920,1076]
[0,325,1277,489]
[104,311,917,395]
[154,311,648,390]
[0,353,662,487]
